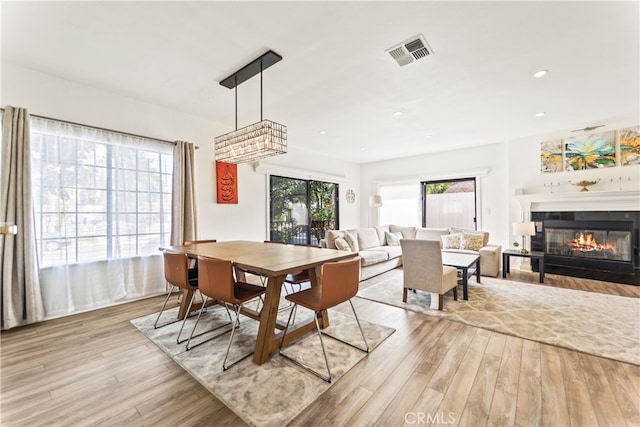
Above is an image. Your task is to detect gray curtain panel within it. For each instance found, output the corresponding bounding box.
[170,140,197,246]
[1,106,45,329]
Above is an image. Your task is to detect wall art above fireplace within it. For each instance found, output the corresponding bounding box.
[540,125,639,173]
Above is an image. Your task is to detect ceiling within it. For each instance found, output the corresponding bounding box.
[2,1,639,164]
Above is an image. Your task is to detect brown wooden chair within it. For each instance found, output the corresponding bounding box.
[190,256,266,370]
[155,251,200,344]
[183,239,217,277]
[278,256,369,383]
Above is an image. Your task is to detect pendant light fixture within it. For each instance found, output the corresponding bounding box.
[214,50,287,164]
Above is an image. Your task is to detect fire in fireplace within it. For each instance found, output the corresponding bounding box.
[567,231,617,255]
[545,222,631,263]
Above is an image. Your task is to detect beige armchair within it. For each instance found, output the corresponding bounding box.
[400,239,458,310]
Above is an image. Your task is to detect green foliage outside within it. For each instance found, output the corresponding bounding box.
[270,177,337,244]
[426,183,452,194]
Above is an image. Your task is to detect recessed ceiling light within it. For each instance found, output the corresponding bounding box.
[393,111,403,116]
[425,135,432,138]
[319,131,326,135]
[360,147,366,151]
[535,112,546,117]
[533,69,548,78]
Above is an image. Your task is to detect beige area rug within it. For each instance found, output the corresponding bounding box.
[357,275,640,365]
[130,303,394,427]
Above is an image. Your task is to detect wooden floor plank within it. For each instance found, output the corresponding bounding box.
[539,344,571,427]
[514,339,542,426]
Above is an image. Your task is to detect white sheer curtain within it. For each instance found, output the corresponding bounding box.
[30,117,172,318]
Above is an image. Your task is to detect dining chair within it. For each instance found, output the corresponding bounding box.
[183,239,217,275]
[278,256,369,383]
[155,251,200,343]
[190,256,266,370]
[399,239,458,310]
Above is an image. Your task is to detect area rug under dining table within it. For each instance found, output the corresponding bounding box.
[357,274,640,365]
[130,303,394,427]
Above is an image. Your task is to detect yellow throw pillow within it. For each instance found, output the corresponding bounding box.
[460,232,484,251]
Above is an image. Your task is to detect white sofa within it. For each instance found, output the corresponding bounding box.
[321,224,502,281]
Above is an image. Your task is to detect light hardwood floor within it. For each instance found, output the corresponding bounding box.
[2,269,639,426]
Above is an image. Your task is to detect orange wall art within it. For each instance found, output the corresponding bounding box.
[216,161,238,204]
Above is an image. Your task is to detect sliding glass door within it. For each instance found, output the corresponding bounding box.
[269,176,338,245]
[421,178,477,229]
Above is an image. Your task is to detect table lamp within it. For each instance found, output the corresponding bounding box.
[513,221,535,254]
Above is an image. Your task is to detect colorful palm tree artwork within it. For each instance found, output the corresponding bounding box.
[618,126,640,166]
[564,131,616,170]
[540,140,563,173]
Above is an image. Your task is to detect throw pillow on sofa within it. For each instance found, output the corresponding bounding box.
[344,231,360,252]
[384,231,403,246]
[441,233,462,249]
[326,230,345,249]
[334,237,352,251]
[460,232,484,251]
[450,227,489,247]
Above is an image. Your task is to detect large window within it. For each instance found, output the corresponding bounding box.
[378,183,421,226]
[31,117,173,267]
[269,176,338,245]
[421,178,477,229]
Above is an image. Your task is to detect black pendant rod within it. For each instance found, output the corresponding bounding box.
[260,61,263,121]
[234,75,238,130]
[219,50,282,89]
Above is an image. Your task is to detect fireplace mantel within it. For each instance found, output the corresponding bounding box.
[515,190,640,213]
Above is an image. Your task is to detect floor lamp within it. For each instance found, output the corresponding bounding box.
[368,195,382,227]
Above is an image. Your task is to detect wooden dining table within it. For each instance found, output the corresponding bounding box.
[164,240,358,365]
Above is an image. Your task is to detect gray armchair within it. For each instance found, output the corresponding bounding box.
[400,239,458,310]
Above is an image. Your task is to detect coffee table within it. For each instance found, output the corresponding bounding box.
[441,252,480,300]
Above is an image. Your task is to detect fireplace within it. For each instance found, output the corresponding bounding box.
[531,211,640,284]
[544,220,633,273]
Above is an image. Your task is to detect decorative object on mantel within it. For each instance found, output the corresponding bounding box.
[512,221,536,254]
[216,161,238,204]
[612,176,632,190]
[569,178,600,192]
[543,181,560,193]
[0,222,18,235]
[345,189,356,204]
[540,125,639,173]
[214,50,287,164]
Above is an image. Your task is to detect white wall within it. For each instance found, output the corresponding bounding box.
[1,62,360,241]
[360,143,510,248]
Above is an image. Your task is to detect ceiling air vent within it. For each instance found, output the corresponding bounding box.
[386,34,433,67]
